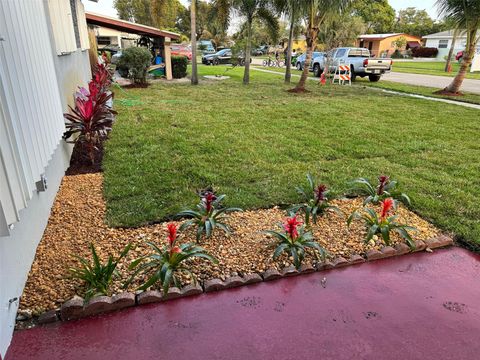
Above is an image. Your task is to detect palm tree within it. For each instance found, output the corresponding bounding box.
[292,0,350,92]
[191,0,198,85]
[275,0,302,83]
[444,28,460,72]
[436,0,480,94]
[212,0,279,85]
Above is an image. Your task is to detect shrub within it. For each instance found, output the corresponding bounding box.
[350,175,410,206]
[64,86,116,164]
[118,47,152,84]
[171,55,188,78]
[289,174,340,227]
[347,198,416,249]
[412,47,438,58]
[265,215,327,269]
[391,49,403,59]
[177,191,242,243]
[126,223,217,294]
[70,243,133,301]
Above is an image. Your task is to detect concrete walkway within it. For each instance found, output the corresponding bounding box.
[5,247,480,360]
[385,72,480,94]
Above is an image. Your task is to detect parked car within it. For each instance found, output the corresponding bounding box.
[171,44,192,60]
[199,40,216,54]
[312,47,392,82]
[252,48,264,56]
[201,48,251,66]
[295,52,324,70]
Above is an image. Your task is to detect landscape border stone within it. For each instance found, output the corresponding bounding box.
[32,234,454,325]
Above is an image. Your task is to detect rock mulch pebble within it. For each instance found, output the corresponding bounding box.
[19,173,440,316]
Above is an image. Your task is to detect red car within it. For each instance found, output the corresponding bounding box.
[171,45,192,61]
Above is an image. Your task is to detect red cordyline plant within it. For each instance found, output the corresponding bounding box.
[64,63,116,164]
[347,198,416,249]
[177,191,242,243]
[350,175,411,206]
[290,174,340,227]
[126,223,217,294]
[265,214,327,269]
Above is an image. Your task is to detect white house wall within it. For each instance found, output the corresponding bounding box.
[0,0,91,357]
[424,38,467,59]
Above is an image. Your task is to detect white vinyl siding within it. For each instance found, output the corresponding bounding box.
[77,1,90,50]
[0,0,65,236]
[48,0,77,55]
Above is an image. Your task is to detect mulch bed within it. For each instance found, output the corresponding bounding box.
[19,173,440,317]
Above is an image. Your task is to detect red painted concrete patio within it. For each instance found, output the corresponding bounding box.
[6,247,480,360]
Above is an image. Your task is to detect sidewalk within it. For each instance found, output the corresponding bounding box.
[5,247,480,360]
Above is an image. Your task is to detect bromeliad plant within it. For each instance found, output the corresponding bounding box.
[289,174,340,227]
[265,215,327,269]
[70,242,133,301]
[126,223,217,294]
[350,175,411,206]
[347,198,416,249]
[177,191,242,242]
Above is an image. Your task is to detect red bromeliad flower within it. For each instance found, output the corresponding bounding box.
[167,223,177,246]
[314,184,327,204]
[283,215,302,240]
[377,175,390,195]
[202,192,217,212]
[170,246,181,254]
[380,198,394,220]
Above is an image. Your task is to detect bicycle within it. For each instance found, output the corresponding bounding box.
[262,56,285,68]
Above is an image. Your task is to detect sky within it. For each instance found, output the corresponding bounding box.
[84,0,440,20]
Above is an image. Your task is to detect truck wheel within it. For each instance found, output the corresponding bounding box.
[350,66,356,82]
[369,74,381,82]
[296,62,302,71]
[313,64,321,77]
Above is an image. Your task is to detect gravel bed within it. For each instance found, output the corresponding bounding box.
[20,173,439,315]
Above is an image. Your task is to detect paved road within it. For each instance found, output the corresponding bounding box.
[6,247,480,360]
[385,71,480,94]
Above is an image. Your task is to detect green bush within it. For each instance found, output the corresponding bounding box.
[171,55,188,79]
[118,47,152,84]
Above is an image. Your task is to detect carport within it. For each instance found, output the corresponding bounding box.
[85,12,180,80]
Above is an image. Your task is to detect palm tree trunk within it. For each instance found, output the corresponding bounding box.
[293,28,317,92]
[243,18,252,85]
[284,10,295,84]
[444,29,477,94]
[444,28,458,72]
[190,0,198,85]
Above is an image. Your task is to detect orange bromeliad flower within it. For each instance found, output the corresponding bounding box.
[380,198,394,220]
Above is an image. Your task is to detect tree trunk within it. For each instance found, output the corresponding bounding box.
[284,10,295,84]
[190,0,198,85]
[444,28,458,72]
[444,29,478,94]
[293,28,317,92]
[243,18,252,85]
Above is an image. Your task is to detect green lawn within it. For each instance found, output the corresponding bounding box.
[392,61,480,80]
[104,65,480,247]
[356,79,480,105]
[252,65,480,105]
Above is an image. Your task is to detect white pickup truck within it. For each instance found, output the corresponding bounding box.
[312,47,392,82]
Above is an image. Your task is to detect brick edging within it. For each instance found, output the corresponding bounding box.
[35,234,453,325]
